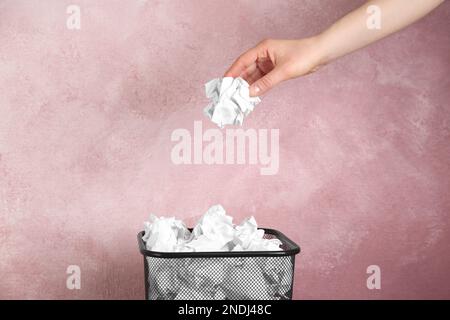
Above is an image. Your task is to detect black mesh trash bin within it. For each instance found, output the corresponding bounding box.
[137,228,300,300]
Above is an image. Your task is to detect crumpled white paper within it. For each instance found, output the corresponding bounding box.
[187,204,235,251]
[143,205,281,252]
[204,77,261,128]
[142,215,191,252]
[233,216,282,251]
[223,259,271,300]
[148,256,291,300]
[263,257,293,299]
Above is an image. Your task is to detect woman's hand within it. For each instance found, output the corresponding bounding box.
[224,0,445,97]
[224,37,326,97]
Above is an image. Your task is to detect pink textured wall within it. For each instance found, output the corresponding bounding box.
[1,0,449,299]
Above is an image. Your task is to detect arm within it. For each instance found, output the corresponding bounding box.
[225,0,446,96]
[317,0,445,64]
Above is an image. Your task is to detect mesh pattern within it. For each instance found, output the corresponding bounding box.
[140,231,298,300]
[145,256,295,300]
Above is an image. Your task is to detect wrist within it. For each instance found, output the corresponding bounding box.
[295,35,330,75]
[310,33,332,68]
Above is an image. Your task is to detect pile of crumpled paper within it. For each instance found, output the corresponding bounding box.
[143,204,281,252]
[142,205,293,300]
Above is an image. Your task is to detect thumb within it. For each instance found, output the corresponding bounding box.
[249,68,286,97]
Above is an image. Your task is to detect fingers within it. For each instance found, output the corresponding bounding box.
[245,67,265,85]
[240,63,264,85]
[224,46,259,78]
[224,39,285,96]
[249,67,287,97]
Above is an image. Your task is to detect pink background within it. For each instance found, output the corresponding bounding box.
[1,0,449,299]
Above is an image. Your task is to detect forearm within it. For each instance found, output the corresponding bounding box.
[224,0,445,96]
[316,0,445,64]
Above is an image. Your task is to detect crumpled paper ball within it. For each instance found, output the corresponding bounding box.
[143,215,191,252]
[223,259,271,300]
[263,257,293,299]
[204,77,261,128]
[189,204,235,251]
[233,216,266,250]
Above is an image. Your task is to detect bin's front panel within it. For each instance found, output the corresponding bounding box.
[144,255,295,300]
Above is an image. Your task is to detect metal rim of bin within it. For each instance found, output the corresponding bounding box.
[137,228,300,258]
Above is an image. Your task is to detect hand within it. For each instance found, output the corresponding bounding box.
[224,37,326,97]
[223,0,445,97]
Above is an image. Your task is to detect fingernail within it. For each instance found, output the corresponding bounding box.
[250,85,260,97]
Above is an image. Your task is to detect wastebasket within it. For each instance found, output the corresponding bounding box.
[137,228,300,300]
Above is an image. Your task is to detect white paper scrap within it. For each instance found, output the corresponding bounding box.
[204,77,261,128]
